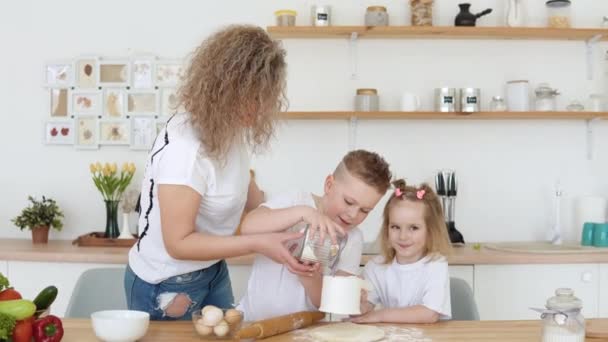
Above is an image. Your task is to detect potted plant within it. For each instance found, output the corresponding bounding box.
[12,196,64,244]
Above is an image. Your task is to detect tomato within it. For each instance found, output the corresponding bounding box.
[12,316,34,342]
[0,288,22,301]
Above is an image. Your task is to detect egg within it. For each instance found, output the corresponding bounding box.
[201,305,219,315]
[224,309,243,325]
[202,307,224,326]
[213,320,230,337]
[194,320,213,336]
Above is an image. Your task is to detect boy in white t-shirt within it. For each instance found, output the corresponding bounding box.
[352,180,453,324]
[237,150,392,321]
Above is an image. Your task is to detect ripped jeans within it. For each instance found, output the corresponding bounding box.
[124,261,234,321]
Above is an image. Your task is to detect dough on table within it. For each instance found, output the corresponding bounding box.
[309,322,385,342]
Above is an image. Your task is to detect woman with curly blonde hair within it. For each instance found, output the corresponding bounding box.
[125,25,313,321]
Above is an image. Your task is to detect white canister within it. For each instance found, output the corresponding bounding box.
[506,80,530,112]
[319,276,362,315]
[311,5,331,26]
[589,94,605,112]
[355,88,379,111]
[400,92,421,111]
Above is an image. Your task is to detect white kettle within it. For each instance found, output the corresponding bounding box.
[506,0,524,27]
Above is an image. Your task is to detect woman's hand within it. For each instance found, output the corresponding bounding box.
[252,230,315,274]
[300,206,345,245]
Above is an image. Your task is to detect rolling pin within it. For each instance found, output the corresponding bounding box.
[235,311,325,340]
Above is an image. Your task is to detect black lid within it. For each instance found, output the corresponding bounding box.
[546,0,571,7]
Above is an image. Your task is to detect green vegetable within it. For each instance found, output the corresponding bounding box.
[0,312,16,340]
[33,286,58,312]
[0,273,8,292]
[0,300,36,320]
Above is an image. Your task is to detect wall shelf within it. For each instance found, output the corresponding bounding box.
[280,111,608,120]
[267,26,608,41]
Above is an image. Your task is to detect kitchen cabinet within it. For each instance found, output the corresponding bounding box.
[474,264,600,320]
[600,264,608,317]
[8,261,124,317]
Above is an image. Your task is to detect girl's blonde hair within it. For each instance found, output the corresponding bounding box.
[177,25,287,161]
[380,179,452,264]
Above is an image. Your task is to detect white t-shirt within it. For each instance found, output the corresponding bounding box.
[238,192,364,321]
[363,255,452,320]
[128,113,250,284]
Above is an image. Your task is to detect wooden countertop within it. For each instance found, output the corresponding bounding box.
[1,239,608,265]
[61,318,608,341]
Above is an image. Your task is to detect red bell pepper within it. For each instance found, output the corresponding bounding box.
[33,315,63,342]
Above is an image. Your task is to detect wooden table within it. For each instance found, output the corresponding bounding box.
[61,318,608,341]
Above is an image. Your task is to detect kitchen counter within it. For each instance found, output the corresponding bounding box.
[1,238,608,265]
[61,318,608,341]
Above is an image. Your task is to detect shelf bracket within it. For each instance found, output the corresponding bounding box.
[349,32,359,80]
[585,34,602,81]
[348,115,358,150]
[585,117,600,160]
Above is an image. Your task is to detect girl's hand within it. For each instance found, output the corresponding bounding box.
[253,231,315,274]
[300,206,345,245]
[359,290,374,315]
[349,310,383,324]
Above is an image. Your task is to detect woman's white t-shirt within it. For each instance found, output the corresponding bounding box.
[237,192,364,321]
[128,113,250,284]
[363,255,452,319]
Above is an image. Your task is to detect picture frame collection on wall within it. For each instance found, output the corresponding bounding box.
[44,56,184,150]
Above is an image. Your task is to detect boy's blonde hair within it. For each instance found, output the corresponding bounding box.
[380,179,452,264]
[177,25,287,161]
[334,150,391,194]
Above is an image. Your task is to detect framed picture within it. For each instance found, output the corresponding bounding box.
[103,88,126,117]
[99,119,130,145]
[74,116,99,149]
[127,90,158,115]
[130,116,157,150]
[44,120,74,145]
[70,90,102,116]
[131,57,155,89]
[75,57,98,88]
[45,61,73,87]
[160,88,180,115]
[49,89,69,117]
[98,59,130,87]
[154,59,183,87]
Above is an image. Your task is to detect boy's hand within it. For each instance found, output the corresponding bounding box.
[300,207,345,245]
[254,231,315,274]
[289,260,321,277]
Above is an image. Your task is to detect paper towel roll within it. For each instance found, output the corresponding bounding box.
[574,196,607,231]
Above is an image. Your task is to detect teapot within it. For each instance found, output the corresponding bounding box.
[455,3,493,26]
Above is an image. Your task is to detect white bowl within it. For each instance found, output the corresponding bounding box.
[91,310,150,342]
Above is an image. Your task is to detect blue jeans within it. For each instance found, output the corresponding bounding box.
[124,260,234,321]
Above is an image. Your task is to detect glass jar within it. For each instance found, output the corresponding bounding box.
[410,0,433,26]
[566,100,585,112]
[355,88,379,111]
[546,0,571,28]
[540,288,585,342]
[275,10,297,27]
[534,83,559,111]
[365,6,389,26]
[490,96,507,112]
[589,94,606,112]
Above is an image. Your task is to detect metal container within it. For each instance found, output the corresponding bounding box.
[284,223,348,269]
[435,87,459,112]
[311,5,331,26]
[355,88,379,111]
[460,88,481,113]
[365,6,389,26]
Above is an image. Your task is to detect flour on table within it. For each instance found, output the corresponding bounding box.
[293,324,433,342]
[310,323,385,342]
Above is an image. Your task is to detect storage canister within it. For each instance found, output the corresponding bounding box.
[275,10,297,26]
[546,0,571,28]
[365,6,389,26]
[355,88,379,111]
[410,0,433,26]
[435,88,458,112]
[534,83,559,111]
[539,288,585,342]
[460,88,481,113]
[311,5,331,26]
[506,80,530,111]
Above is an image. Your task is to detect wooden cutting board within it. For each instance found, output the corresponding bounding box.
[587,319,608,339]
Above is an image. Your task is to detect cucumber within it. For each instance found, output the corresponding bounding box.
[33,286,58,312]
[0,299,36,320]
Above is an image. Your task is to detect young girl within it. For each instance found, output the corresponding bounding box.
[352,179,452,324]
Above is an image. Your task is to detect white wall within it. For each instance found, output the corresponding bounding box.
[2,0,608,246]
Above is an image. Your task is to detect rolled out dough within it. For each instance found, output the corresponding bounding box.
[309,322,385,342]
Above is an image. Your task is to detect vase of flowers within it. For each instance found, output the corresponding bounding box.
[12,196,64,244]
[90,162,136,238]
